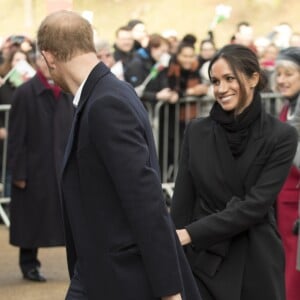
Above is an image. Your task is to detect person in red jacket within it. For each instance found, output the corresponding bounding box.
[276,47,300,300]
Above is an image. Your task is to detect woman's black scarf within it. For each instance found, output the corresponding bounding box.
[210,92,262,158]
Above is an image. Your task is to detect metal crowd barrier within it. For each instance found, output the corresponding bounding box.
[144,92,284,200]
[260,92,283,116]
[0,93,285,224]
[152,95,214,183]
[0,104,11,227]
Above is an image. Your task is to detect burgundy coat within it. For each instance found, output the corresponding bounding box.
[277,102,300,300]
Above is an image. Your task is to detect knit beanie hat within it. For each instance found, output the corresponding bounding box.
[276,47,300,66]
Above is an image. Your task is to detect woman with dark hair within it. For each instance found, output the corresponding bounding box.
[167,40,210,137]
[168,41,208,100]
[170,44,297,300]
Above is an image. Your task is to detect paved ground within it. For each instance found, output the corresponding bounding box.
[0,225,69,300]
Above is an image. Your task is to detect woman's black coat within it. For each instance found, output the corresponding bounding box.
[171,105,297,300]
[8,74,74,248]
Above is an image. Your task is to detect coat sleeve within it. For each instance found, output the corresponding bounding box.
[174,121,298,250]
[87,95,183,298]
[8,87,28,181]
[170,122,196,229]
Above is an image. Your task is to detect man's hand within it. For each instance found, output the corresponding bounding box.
[168,91,179,104]
[176,229,192,246]
[13,180,26,189]
[0,128,7,139]
[156,88,173,101]
[186,83,208,96]
[162,293,182,300]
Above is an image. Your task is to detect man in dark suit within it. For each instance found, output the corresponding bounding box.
[37,10,201,300]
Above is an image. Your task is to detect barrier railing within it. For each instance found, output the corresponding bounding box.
[0,104,11,227]
[260,92,283,116]
[0,93,284,224]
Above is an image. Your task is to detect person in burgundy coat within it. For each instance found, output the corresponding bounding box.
[8,53,74,282]
[275,47,300,300]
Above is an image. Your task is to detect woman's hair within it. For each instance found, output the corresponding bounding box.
[181,34,197,47]
[200,39,216,50]
[147,34,169,49]
[175,41,195,56]
[0,49,33,76]
[275,59,300,71]
[208,44,267,107]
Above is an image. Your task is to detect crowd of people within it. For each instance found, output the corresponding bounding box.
[0,12,299,300]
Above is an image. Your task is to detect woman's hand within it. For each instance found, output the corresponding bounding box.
[176,229,192,246]
[162,293,182,300]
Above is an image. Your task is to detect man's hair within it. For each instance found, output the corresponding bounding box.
[115,25,132,37]
[37,10,96,62]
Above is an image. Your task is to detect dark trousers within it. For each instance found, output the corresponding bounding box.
[65,265,88,300]
[19,247,40,274]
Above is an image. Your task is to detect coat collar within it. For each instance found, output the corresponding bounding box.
[61,62,110,175]
[76,62,110,114]
[31,74,52,97]
[214,106,266,196]
[31,73,64,100]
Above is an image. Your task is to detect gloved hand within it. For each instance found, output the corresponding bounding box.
[292,218,300,235]
[288,97,300,167]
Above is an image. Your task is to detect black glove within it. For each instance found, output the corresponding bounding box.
[292,218,300,235]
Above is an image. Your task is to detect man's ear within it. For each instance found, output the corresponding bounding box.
[41,51,56,70]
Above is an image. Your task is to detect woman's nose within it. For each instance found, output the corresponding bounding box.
[276,74,285,84]
[218,80,227,92]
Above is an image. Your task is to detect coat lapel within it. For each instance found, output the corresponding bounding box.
[236,110,266,183]
[61,62,110,175]
[61,111,79,173]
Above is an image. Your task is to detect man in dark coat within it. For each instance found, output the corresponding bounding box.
[112,25,135,72]
[37,10,201,300]
[8,53,74,282]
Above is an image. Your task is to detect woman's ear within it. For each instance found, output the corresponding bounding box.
[250,72,259,88]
